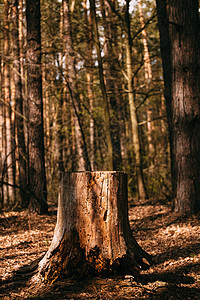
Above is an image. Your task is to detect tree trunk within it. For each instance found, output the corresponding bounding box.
[156,0,200,214]
[138,0,152,82]
[11,0,27,207]
[138,0,154,167]
[3,0,14,205]
[125,1,147,201]
[37,171,152,283]
[56,95,65,176]
[63,0,91,171]
[89,0,114,171]
[99,0,123,171]
[0,48,3,207]
[83,0,95,171]
[126,41,147,201]
[88,72,95,171]
[155,0,174,196]
[26,0,48,214]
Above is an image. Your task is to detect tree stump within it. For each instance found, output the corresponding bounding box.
[37,172,152,283]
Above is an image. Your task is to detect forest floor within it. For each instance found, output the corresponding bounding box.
[0,198,200,299]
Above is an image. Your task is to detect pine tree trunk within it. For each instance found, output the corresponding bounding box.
[138,0,154,167]
[87,72,95,171]
[125,45,147,202]
[124,1,147,201]
[156,0,200,214]
[56,95,65,176]
[99,0,122,171]
[3,0,13,204]
[11,0,27,207]
[138,0,152,82]
[36,171,152,283]
[170,0,200,213]
[83,0,95,171]
[0,56,3,207]
[63,0,91,171]
[26,0,48,214]
[89,0,113,171]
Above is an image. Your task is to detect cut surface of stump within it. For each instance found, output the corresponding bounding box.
[37,171,152,283]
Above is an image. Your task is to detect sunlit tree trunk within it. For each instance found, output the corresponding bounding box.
[70,106,77,171]
[56,94,65,176]
[10,62,17,203]
[125,1,147,201]
[138,0,154,167]
[26,0,48,214]
[49,99,57,179]
[99,0,122,170]
[156,0,200,214]
[42,56,50,177]
[63,0,91,171]
[88,72,95,171]
[83,0,95,171]
[3,0,14,205]
[11,0,27,207]
[89,0,113,171]
[0,31,4,206]
[19,0,28,147]
[138,0,152,82]
[18,0,24,78]
[54,7,65,177]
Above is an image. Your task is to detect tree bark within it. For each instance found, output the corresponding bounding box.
[3,0,14,204]
[156,0,200,214]
[138,0,154,167]
[99,0,123,171]
[83,0,95,171]
[63,0,91,172]
[56,94,65,176]
[155,0,173,191]
[125,1,147,201]
[11,0,27,207]
[26,0,48,214]
[89,0,114,171]
[37,171,152,283]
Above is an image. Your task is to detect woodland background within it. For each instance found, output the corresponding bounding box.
[0,1,200,298]
[0,0,171,212]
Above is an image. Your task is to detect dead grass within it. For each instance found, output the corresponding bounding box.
[0,199,200,299]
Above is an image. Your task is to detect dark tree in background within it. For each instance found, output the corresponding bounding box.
[26,0,48,214]
[156,0,200,214]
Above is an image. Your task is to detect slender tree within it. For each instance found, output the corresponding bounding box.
[89,0,114,171]
[125,0,147,201]
[26,0,48,214]
[0,32,3,207]
[83,0,95,171]
[156,0,200,213]
[63,0,91,171]
[99,0,122,170]
[138,0,154,167]
[11,0,27,207]
[3,0,14,204]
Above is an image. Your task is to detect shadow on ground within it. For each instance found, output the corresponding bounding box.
[1,201,200,299]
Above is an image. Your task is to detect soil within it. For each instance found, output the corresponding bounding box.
[0,198,200,299]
